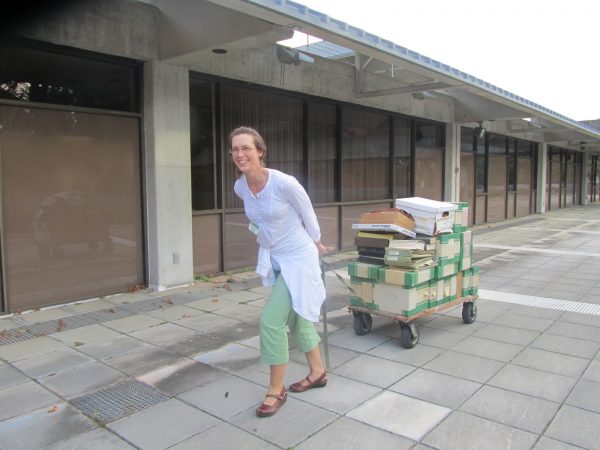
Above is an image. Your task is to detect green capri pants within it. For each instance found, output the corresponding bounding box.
[260,274,321,365]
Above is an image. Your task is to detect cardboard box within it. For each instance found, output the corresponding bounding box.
[436,261,459,279]
[415,234,437,250]
[352,223,416,238]
[357,246,386,258]
[358,255,386,265]
[394,197,458,236]
[443,275,457,303]
[350,296,378,311]
[429,278,445,307]
[461,269,471,297]
[355,236,392,249]
[378,266,436,287]
[436,233,461,260]
[347,262,381,281]
[460,230,472,246]
[451,202,470,227]
[471,266,480,295]
[461,266,480,296]
[373,281,430,317]
[350,277,374,303]
[438,254,461,265]
[359,208,416,231]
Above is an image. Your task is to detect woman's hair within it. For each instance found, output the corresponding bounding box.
[228,126,267,167]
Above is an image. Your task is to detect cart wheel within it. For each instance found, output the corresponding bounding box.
[353,312,372,336]
[400,324,419,349]
[462,301,477,324]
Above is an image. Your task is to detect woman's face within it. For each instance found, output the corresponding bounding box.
[231,133,264,175]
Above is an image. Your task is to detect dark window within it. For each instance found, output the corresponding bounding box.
[488,134,506,154]
[475,134,486,193]
[415,123,444,147]
[0,42,139,112]
[508,139,516,192]
[222,85,303,208]
[190,79,216,210]
[341,107,390,201]
[393,117,410,199]
[308,102,336,203]
[414,121,445,200]
[0,105,144,311]
[460,130,475,153]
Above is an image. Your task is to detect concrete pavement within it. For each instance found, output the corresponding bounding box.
[1,204,600,449]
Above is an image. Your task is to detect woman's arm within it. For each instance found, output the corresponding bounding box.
[281,174,333,255]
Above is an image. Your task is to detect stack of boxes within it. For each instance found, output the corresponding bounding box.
[348,197,479,317]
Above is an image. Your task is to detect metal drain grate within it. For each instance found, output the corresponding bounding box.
[480,289,600,315]
[82,307,132,322]
[70,379,170,424]
[22,320,68,337]
[0,327,38,345]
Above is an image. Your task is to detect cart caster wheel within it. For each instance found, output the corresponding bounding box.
[400,324,419,349]
[353,312,372,336]
[462,301,477,324]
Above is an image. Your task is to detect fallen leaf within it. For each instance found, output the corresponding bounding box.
[126,284,145,293]
[56,319,66,332]
[162,298,174,305]
[211,298,219,303]
[103,308,116,313]
[14,309,22,315]
[181,313,193,318]
[223,284,232,292]
[47,405,59,413]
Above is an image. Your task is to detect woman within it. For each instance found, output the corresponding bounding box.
[230,126,332,418]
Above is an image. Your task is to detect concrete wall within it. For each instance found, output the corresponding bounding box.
[537,143,548,213]
[444,124,460,202]
[187,45,455,124]
[144,61,194,290]
[15,0,159,61]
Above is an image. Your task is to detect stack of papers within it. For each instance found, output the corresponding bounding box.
[384,247,436,269]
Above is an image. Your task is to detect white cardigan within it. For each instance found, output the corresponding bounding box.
[234,169,326,322]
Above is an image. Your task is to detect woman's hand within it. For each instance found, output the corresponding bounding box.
[315,241,334,256]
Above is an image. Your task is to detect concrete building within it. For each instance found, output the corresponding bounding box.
[1,0,599,314]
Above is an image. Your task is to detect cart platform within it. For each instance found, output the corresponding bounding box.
[348,294,478,348]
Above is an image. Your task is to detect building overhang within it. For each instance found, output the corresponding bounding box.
[144,0,600,152]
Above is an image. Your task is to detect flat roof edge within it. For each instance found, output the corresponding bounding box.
[245,0,600,137]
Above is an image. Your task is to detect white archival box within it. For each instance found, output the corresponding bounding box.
[395,197,458,236]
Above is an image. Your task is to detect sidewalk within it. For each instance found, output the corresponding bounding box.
[1,204,600,449]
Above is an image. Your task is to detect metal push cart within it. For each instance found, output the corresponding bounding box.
[348,294,478,349]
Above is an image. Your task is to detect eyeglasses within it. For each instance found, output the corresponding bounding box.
[229,145,255,155]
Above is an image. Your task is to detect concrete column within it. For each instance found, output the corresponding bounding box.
[536,143,548,213]
[143,61,194,291]
[444,123,460,202]
[581,152,589,205]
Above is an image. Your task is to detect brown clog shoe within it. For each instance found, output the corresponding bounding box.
[289,371,327,393]
[255,387,287,417]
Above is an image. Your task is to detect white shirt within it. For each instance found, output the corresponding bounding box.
[234,169,326,322]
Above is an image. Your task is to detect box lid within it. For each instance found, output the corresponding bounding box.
[395,197,458,213]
